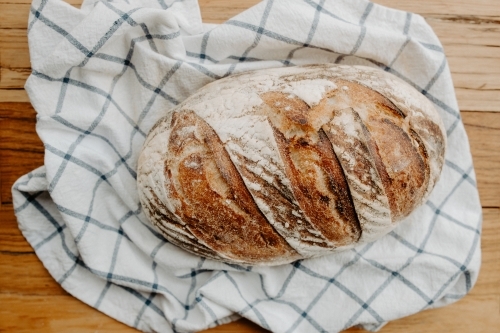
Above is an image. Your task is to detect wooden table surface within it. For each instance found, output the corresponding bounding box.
[1,0,499,332]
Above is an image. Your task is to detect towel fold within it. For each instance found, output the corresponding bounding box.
[13,0,482,332]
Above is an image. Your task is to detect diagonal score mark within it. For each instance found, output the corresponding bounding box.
[219,20,459,136]
[20,0,472,330]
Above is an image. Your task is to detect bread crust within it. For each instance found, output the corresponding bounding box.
[137,64,446,265]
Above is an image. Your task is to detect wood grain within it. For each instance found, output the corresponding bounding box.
[0,294,138,333]
[0,150,44,205]
[0,208,33,253]
[461,112,500,208]
[375,0,500,16]
[0,88,30,102]
[0,293,269,333]
[0,0,499,332]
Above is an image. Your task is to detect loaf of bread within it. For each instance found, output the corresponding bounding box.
[137,64,446,265]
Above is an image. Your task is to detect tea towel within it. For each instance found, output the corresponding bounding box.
[13,0,482,331]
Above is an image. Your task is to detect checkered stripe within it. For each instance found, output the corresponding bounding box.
[13,0,481,332]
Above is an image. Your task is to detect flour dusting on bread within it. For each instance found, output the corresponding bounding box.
[137,64,446,265]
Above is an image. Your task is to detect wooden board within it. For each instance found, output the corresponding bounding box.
[0,0,499,332]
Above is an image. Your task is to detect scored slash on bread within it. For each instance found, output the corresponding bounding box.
[137,64,446,265]
[166,111,300,263]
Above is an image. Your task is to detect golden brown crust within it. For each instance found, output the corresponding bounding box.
[326,79,430,220]
[140,182,223,259]
[165,111,299,264]
[271,126,361,245]
[137,64,446,265]
[228,150,333,252]
[322,107,392,242]
[258,91,361,249]
[366,118,427,219]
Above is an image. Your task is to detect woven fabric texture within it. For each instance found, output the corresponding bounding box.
[13,0,482,332]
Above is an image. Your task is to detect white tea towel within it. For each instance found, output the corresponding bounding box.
[14,0,482,332]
